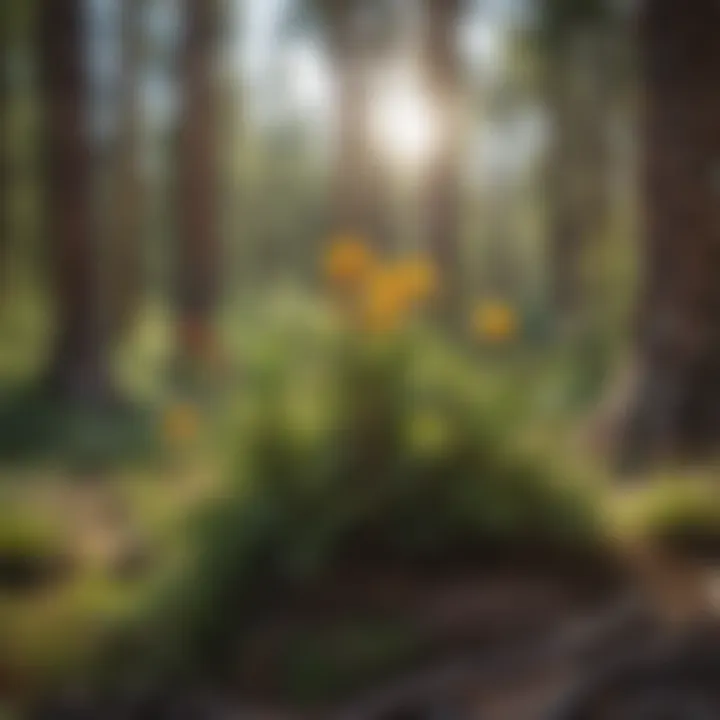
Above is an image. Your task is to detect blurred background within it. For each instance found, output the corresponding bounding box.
[1,0,720,717]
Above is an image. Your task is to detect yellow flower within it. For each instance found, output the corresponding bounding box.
[323,236,375,287]
[162,403,200,446]
[362,268,409,333]
[395,257,438,303]
[472,301,518,343]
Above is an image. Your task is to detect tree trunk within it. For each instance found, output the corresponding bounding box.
[422,0,463,322]
[546,31,613,337]
[40,0,111,404]
[0,4,11,305]
[111,0,144,342]
[621,0,720,465]
[325,0,389,251]
[177,0,220,364]
[546,53,583,328]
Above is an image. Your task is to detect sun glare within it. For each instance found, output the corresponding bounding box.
[291,43,332,113]
[371,78,438,169]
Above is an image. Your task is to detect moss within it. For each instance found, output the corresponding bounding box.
[627,481,720,558]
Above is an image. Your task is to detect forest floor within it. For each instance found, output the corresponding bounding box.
[2,468,720,719]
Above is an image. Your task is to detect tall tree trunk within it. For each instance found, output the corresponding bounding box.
[621,0,720,465]
[111,0,144,342]
[177,0,220,364]
[40,0,110,404]
[324,0,389,251]
[546,52,583,328]
[0,3,11,305]
[546,31,613,337]
[422,0,463,322]
[0,43,7,307]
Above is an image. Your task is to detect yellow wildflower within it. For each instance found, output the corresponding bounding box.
[395,257,439,303]
[472,301,518,343]
[323,235,375,287]
[362,268,410,333]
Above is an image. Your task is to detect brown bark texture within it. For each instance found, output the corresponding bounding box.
[111,0,144,342]
[622,0,720,463]
[41,0,110,404]
[0,11,8,302]
[325,0,391,251]
[422,0,463,322]
[546,32,613,335]
[177,0,221,362]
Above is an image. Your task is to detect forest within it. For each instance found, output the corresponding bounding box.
[1,0,720,718]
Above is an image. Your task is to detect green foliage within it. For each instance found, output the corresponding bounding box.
[536,0,615,48]
[0,505,69,578]
[1,0,37,46]
[141,315,606,678]
[0,296,162,470]
[625,481,720,558]
[0,388,158,470]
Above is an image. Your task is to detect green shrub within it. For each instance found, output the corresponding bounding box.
[141,321,605,677]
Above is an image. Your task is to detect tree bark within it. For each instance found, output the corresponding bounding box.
[0,4,11,305]
[177,0,220,364]
[546,52,583,327]
[324,0,390,251]
[422,0,463,322]
[621,0,720,465]
[546,31,613,337]
[40,0,111,404]
[111,0,144,342]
